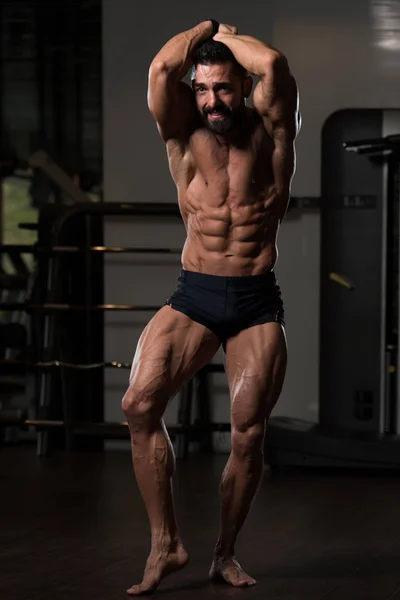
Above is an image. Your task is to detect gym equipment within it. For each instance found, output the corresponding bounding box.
[0,356,227,460]
[0,201,229,459]
[0,245,182,255]
[1,192,356,460]
[265,109,400,469]
[28,150,89,204]
[0,302,165,312]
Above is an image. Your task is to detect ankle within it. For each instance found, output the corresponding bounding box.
[214,541,234,560]
[151,532,180,551]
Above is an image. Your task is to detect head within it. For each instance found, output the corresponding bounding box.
[191,40,253,135]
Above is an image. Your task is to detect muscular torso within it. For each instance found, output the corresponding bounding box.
[167,108,288,276]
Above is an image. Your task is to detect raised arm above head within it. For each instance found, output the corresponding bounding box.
[150,21,220,78]
[148,20,219,142]
[213,32,300,210]
[212,32,300,136]
[253,48,300,200]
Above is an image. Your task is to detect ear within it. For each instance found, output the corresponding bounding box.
[243,75,253,98]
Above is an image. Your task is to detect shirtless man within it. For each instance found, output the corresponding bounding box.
[122,19,300,595]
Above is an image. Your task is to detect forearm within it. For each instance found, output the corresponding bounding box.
[151,21,214,79]
[213,33,281,77]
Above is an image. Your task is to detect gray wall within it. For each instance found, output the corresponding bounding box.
[103,0,400,450]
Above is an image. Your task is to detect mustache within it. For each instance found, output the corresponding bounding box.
[203,106,231,116]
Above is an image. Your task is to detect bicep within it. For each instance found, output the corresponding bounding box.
[253,57,299,196]
[253,55,300,140]
[147,62,196,143]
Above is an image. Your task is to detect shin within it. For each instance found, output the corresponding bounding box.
[215,421,265,558]
[122,383,178,549]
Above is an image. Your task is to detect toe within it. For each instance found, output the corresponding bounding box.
[234,579,249,587]
[126,583,153,596]
[126,586,139,596]
[229,573,257,587]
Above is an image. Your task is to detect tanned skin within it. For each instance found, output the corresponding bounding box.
[122,20,300,595]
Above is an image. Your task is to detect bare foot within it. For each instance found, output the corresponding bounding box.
[209,556,256,588]
[127,541,189,595]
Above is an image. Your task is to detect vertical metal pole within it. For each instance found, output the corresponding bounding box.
[60,365,73,452]
[380,155,389,434]
[394,158,400,435]
[384,155,400,434]
[85,215,92,421]
[36,256,55,456]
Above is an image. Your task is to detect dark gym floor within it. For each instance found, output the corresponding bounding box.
[2,447,400,600]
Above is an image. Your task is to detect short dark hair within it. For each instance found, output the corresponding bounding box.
[191,39,247,80]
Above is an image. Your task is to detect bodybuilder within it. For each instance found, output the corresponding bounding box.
[122,19,300,595]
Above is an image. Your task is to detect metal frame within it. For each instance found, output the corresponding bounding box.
[344,134,400,436]
[0,202,230,458]
[381,156,389,435]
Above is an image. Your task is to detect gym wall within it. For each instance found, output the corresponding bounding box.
[102,0,400,450]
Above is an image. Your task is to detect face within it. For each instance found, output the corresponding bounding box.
[192,62,252,134]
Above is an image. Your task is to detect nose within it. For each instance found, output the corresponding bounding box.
[206,91,219,109]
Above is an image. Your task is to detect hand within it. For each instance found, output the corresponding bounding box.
[213,32,237,44]
[218,23,238,35]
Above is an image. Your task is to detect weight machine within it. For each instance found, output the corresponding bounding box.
[265,133,400,468]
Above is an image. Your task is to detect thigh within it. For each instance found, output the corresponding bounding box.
[130,305,221,399]
[225,322,287,426]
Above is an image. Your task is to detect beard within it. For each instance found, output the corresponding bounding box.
[202,102,246,134]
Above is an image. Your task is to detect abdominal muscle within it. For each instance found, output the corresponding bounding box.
[168,119,284,277]
[180,193,280,277]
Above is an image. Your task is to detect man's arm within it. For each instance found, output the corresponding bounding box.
[253,53,300,203]
[213,32,280,78]
[148,21,215,143]
[213,33,300,204]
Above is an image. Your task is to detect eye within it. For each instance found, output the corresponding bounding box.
[216,85,232,94]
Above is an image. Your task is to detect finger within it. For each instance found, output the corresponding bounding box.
[225,24,238,34]
[219,23,238,35]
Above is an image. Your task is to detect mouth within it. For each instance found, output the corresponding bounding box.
[208,112,226,120]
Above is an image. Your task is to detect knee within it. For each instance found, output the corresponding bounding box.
[122,382,164,426]
[231,422,265,460]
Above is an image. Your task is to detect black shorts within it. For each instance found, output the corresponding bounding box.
[166,269,285,349]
